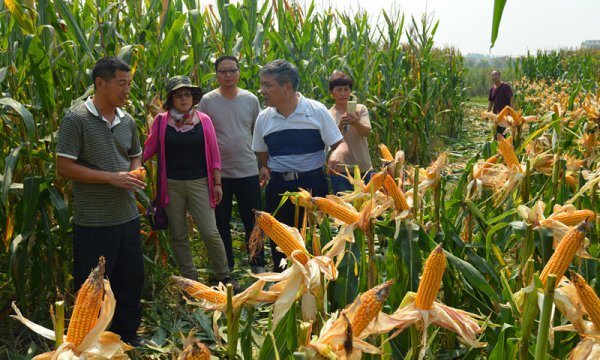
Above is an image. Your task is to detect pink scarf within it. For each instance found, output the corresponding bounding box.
[167,109,199,132]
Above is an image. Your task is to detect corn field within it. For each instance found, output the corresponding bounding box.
[3,0,600,359]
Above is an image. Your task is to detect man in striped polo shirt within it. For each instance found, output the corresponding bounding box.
[56,57,146,346]
[252,59,348,271]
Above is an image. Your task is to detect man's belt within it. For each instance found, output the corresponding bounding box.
[270,168,323,181]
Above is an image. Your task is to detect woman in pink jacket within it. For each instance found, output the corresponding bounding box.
[143,76,234,287]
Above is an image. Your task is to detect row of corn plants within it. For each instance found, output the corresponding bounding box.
[513,49,600,92]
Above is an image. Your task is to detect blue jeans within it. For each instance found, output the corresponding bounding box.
[330,170,372,194]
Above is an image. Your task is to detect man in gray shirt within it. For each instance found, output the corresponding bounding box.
[199,55,265,273]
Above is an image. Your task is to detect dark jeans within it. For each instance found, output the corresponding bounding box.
[73,217,143,342]
[215,175,265,268]
[265,170,328,271]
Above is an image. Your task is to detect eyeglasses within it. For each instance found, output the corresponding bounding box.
[216,69,239,75]
[173,91,193,100]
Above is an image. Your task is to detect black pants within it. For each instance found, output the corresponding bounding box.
[265,171,328,271]
[73,217,144,342]
[215,175,265,268]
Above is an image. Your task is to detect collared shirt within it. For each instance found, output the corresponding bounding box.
[252,93,342,172]
[56,100,142,226]
[84,96,125,129]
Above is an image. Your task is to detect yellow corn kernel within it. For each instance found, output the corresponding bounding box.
[350,280,394,336]
[383,175,409,211]
[254,211,310,264]
[571,271,600,332]
[379,144,394,161]
[172,276,227,304]
[363,172,385,193]
[497,135,522,173]
[179,339,211,360]
[314,197,359,224]
[66,257,106,347]
[540,221,589,288]
[415,244,446,310]
[548,210,595,227]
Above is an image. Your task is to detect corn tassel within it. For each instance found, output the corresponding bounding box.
[314,197,359,224]
[415,244,446,310]
[548,210,595,227]
[253,210,310,264]
[66,257,106,347]
[179,339,211,360]
[571,271,600,331]
[540,221,589,288]
[497,135,523,173]
[172,276,227,304]
[350,280,394,336]
[379,144,394,161]
[383,175,409,211]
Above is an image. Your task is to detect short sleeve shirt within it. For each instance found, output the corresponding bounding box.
[329,103,373,172]
[252,94,343,172]
[489,82,513,114]
[56,98,142,226]
[199,89,260,178]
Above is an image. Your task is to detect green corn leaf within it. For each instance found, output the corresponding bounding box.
[0,98,35,143]
[54,0,93,57]
[490,0,507,49]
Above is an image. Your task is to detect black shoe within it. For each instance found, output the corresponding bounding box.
[125,336,146,348]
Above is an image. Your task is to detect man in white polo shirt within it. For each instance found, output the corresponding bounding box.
[252,59,347,271]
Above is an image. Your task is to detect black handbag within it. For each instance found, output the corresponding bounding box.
[146,114,168,230]
[146,199,168,230]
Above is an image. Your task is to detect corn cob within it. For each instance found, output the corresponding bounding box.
[172,276,227,304]
[379,144,394,161]
[415,244,446,310]
[473,154,501,178]
[253,211,310,264]
[66,257,106,347]
[179,339,211,360]
[571,271,600,331]
[426,153,447,179]
[383,175,409,210]
[129,167,146,181]
[497,135,522,173]
[350,280,394,336]
[548,209,595,227]
[363,171,386,193]
[314,197,359,224]
[540,221,589,288]
[497,105,510,122]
